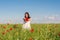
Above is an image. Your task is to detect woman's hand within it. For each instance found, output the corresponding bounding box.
[23,18,26,23]
[23,18,31,23]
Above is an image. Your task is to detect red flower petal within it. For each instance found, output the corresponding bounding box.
[3,26,6,29]
[2,32,5,35]
[30,28,34,33]
[10,28,13,30]
[29,37,33,40]
[58,33,60,36]
[6,30,9,32]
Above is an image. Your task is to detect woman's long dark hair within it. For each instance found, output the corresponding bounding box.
[24,12,31,18]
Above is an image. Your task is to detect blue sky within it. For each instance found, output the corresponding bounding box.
[0,0,60,24]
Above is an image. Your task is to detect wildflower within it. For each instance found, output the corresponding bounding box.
[6,30,9,32]
[29,37,33,40]
[2,32,5,35]
[58,32,60,36]
[10,28,13,30]
[30,28,34,33]
[3,26,6,29]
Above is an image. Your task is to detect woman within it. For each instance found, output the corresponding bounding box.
[22,12,31,30]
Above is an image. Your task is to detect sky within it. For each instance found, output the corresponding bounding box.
[0,0,60,24]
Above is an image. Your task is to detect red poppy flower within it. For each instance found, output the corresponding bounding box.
[30,28,34,33]
[29,37,33,40]
[2,32,5,35]
[58,33,60,36]
[3,26,6,29]
[6,30,9,32]
[10,28,13,30]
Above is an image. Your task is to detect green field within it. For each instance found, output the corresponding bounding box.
[0,24,60,40]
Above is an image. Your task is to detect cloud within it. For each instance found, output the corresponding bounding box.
[0,15,60,24]
[45,16,56,20]
[44,14,60,20]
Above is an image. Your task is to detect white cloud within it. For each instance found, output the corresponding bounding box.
[45,16,56,20]
[0,14,60,24]
[48,16,56,20]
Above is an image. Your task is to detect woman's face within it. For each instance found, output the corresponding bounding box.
[25,14,28,18]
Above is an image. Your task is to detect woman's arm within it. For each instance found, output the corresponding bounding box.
[28,18,31,21]
[23,18,26,22]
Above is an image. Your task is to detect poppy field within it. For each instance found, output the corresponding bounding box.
[0,24,60,40]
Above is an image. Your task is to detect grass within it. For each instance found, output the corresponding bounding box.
[0,24,60,40]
